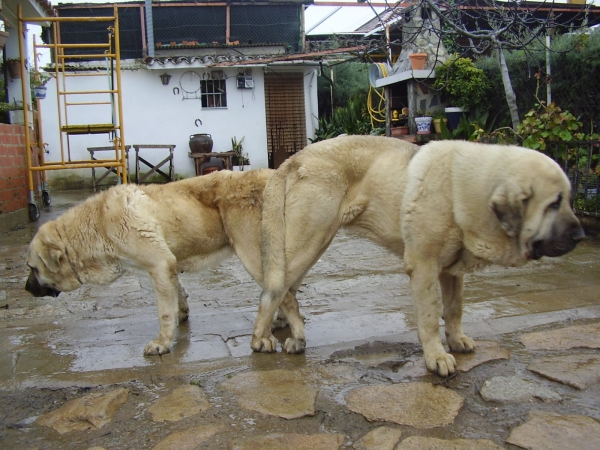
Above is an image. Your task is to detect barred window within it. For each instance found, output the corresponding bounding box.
[201,80,227,108]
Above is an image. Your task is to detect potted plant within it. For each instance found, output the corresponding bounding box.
[433,55,491,130]
[391,109,409,136]
[0,29,8,48]
[414,110,433,135]
[231,136,249,171]
[5,58,24,80]
[0,100,32,126]
[32,72,52,99]
[409,52,427,70]
[431,110,447,134]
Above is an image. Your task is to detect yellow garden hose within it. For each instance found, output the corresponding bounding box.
[367,63,389,128]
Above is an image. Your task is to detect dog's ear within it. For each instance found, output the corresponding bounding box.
[39,244,63,273]
[490,181,532,237]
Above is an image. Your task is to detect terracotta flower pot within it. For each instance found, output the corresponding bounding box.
[391,126,409,137]
[409,53,427,70]
[6,59,22,80]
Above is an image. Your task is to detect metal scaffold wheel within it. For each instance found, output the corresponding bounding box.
[28,203,40,222]
[42,190,51,207]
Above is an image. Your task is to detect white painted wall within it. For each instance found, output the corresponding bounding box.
[39,64,319,182]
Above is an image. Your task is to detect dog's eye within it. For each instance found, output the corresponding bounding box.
[548,195,562,210]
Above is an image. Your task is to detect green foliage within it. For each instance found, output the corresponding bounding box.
[317,60,369,118]
[311,96,377,142]
[0,101,23,113]
[475,27,600,134]
[231,136,249,168]
[518,101,584,152]
[31,72,52,87]
[433,55,491,111]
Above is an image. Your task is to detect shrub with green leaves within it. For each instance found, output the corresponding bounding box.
[433,55,491,111]
[518,102,583,152]
[311,96,378,142]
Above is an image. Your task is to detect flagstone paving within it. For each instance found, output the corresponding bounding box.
[479,375,562,403]
[220,369,318,420]
[396,436,505,449]
[345,382,465,428]
[506,410,600,450]
[148,385,211,422]
[352,426,402,450]
[520,322,600,351]
[1,190,600,449]
[527,353,600,390]
[36,388,129,434]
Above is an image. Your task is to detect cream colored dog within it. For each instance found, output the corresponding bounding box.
[25,169,301,355]
[251,136,585,376]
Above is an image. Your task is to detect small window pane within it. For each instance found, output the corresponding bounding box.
[201,79,227,108]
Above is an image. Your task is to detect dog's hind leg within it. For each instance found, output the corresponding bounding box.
[440,272,475,354]
[252,289,285,352]
[144,256,180,356]
[177,280,190,322]
[280,284,307,354]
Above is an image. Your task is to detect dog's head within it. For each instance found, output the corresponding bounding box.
[490,151,585,261]
[25,222,82,297]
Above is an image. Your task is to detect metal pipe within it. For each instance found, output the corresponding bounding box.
[145,0,155,58]
[546,34,552,105]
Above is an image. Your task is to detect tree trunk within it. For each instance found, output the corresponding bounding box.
[496,43,520,130]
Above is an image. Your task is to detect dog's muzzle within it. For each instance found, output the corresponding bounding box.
[529,223,586,260]
[25,269,61,298]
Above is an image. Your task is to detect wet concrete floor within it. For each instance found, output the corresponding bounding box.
[1,189,599,449]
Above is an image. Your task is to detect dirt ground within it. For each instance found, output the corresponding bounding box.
[1,190,599,449]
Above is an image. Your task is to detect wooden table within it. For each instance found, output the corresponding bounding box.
[189,151,235,176]
[133,145,176,183]
[87,145,131,191]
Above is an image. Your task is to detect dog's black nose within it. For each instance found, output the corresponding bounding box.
[25,270,61,297]
[572,226,586,242]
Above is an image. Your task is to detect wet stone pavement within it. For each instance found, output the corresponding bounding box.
[1,190,600,449]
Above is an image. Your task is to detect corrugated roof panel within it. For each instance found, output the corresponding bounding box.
[305,6,385,35]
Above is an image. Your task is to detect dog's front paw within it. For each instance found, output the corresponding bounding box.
[425,351,457,377]
[283,337,306,354]
[251,335,278,353]
[448,335,476,353]
[144,339,172,356]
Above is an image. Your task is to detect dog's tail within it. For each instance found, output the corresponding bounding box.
[260,168,288,292]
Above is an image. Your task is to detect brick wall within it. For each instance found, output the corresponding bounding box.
[0,124,30,215]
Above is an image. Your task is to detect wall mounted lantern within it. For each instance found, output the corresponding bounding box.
[159,73,172,85]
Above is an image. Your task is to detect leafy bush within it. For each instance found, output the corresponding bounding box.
[475,27,600,134]
[317,61,369,119]
[311,96,379,142]
[518,101,583,152]
[433,55,491,111]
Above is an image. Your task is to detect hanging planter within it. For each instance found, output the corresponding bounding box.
[0,31,9,48]
[32,72,52,99]
[34,86,47,99]
[408,53,427,70]
[6,59,22,80]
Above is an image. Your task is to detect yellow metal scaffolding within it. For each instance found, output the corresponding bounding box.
[18,5,127,220]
